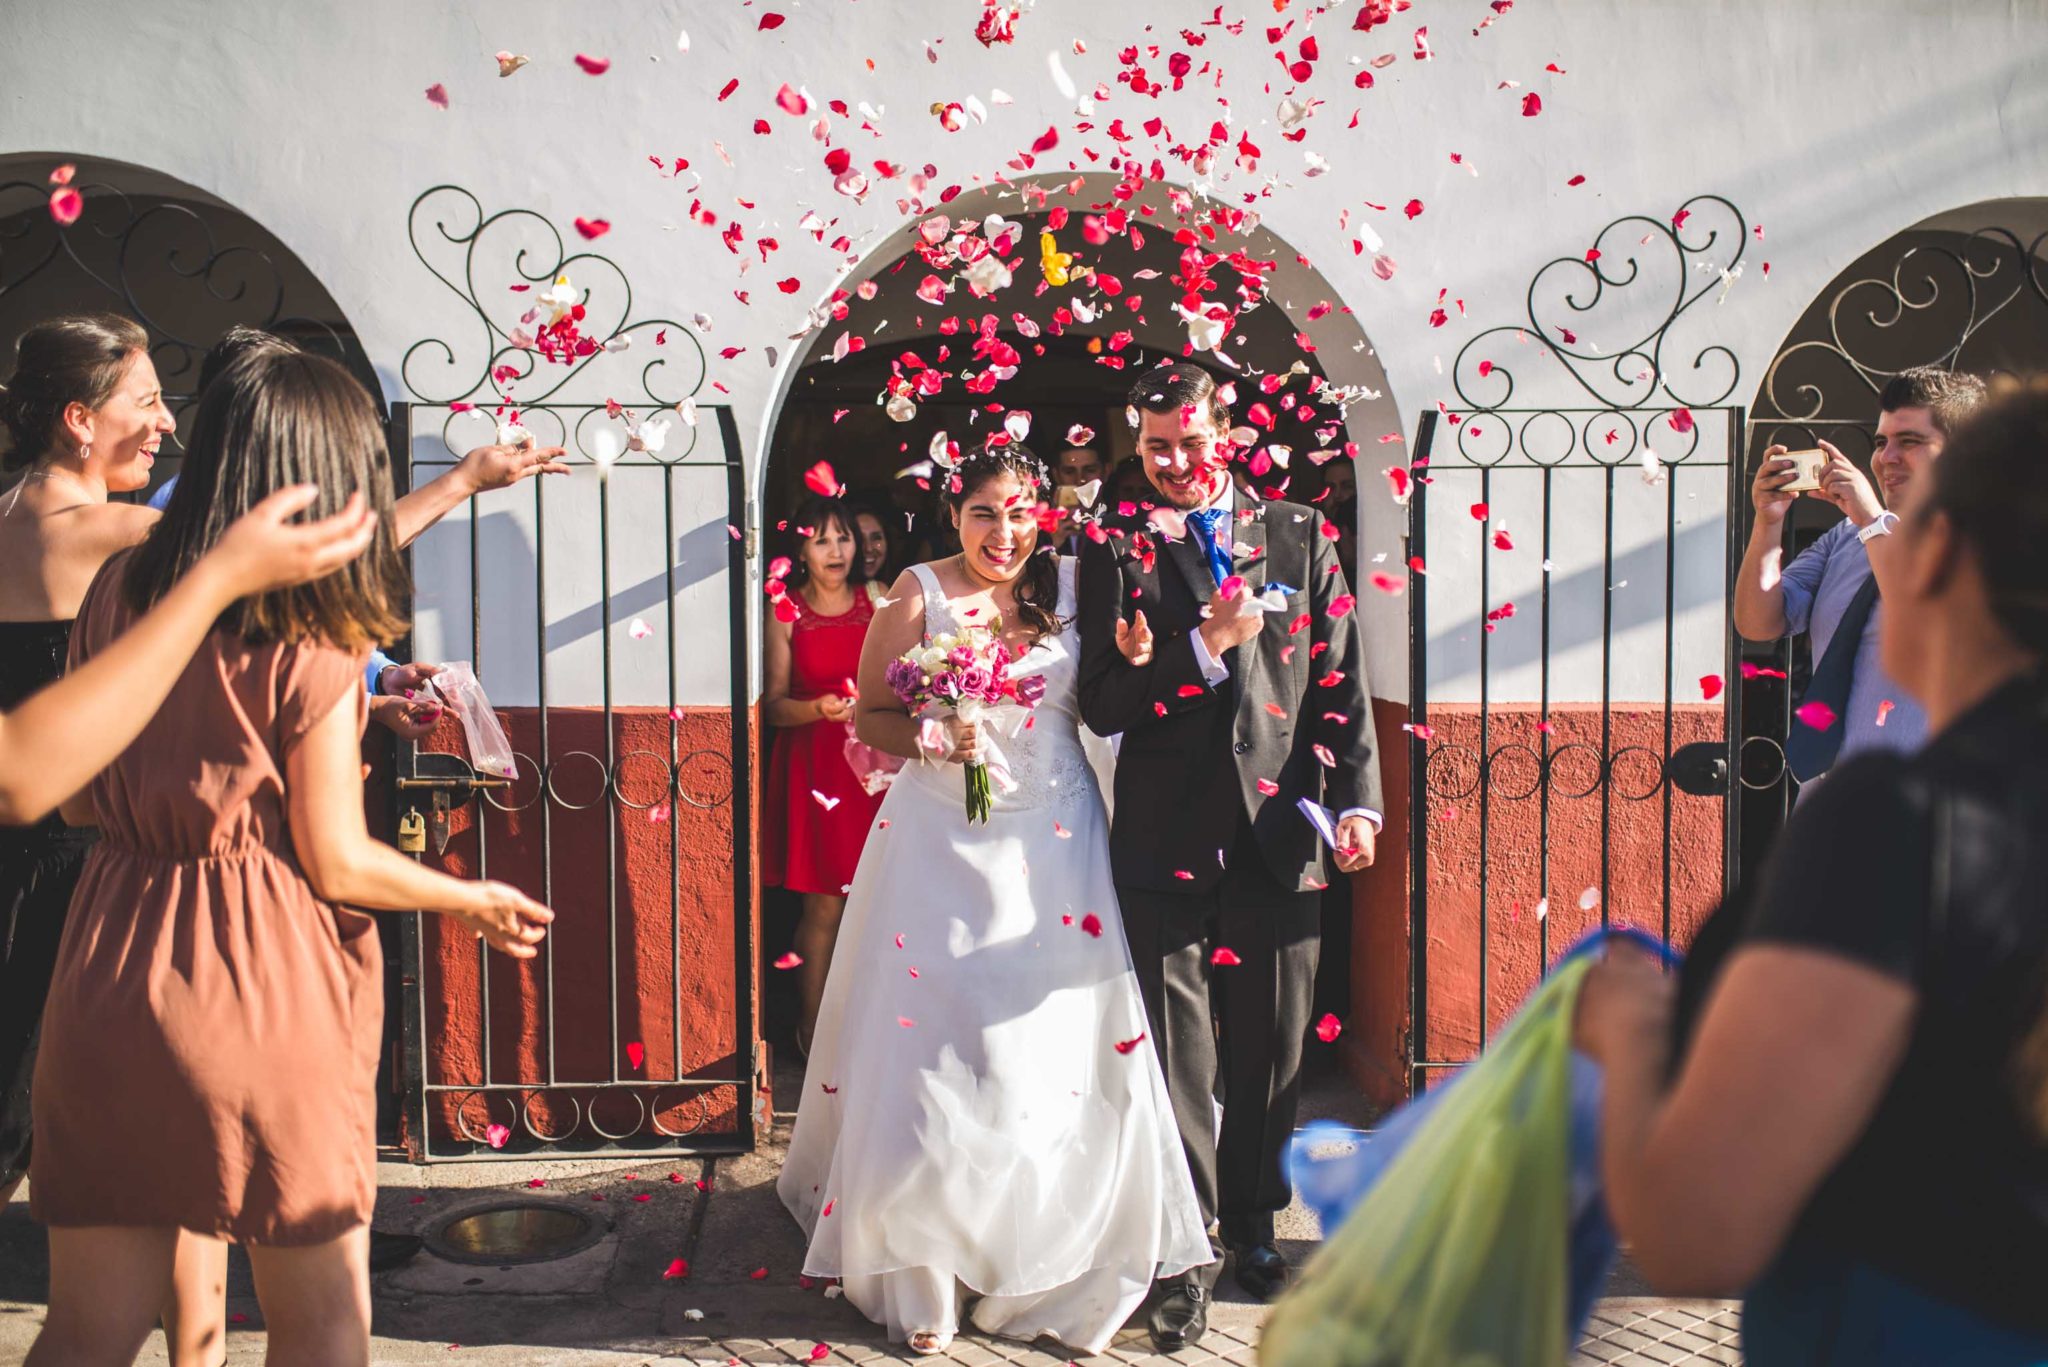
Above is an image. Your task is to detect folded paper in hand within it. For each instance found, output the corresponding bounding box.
[1298,796,1342,851]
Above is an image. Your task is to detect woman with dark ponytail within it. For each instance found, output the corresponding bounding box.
[1576,375,2048,1361]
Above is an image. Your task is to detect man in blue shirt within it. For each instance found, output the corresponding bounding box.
[1734,367,1986,786]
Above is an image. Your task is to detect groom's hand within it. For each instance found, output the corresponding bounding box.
[1197,582,1265,657]
[1114,610,1155,666]
[1334,815,1377,872]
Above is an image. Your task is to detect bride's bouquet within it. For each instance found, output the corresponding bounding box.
[884,623,1046,824]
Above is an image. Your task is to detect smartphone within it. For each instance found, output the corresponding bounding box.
[1055,483,1084,509]
[1779,448,1828,494]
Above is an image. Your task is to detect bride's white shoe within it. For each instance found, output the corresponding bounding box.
[908,1330,954,1356]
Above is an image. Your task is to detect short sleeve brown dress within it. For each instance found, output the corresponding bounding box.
[30,551,380,1245]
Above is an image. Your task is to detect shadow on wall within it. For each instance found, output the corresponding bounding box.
[1423,518,1727,700]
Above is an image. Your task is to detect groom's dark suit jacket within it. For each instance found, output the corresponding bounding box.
[1076,496,1381,895]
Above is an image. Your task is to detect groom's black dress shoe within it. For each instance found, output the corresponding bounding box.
[1232,1243,1289,1302]
[1148,1281,1209,1352]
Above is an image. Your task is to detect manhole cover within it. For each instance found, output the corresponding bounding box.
[425,1201,607,1266]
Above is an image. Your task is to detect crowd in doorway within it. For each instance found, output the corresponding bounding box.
[758,437,1362,1058]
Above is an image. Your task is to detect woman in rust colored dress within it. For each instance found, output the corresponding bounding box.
[25,348,552,1367]
[763,494,888,1054]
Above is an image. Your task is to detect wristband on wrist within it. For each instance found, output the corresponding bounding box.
[1856,510,1901,544]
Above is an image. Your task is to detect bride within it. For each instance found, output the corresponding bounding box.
[777,442,1210,1355]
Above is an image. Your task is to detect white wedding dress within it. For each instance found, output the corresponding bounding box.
[778,558,1210,1353]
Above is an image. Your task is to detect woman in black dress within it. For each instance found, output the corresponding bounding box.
[0,315,173,1202]
[1577,377,2048,1361]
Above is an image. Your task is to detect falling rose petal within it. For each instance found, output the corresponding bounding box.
[808,1346,830,1363]
[1795,700,1838,732]
[1521,92,1542,116]
[496,51,530,77]
[759,12,786,28]
[627,1041,646,1070]
[664,1258,690,1280]
[1700,674,1725,701]
[1403,198,1424,220]
[1535,898,1550,921]
[896,1016,915,1029]
[1370,572,1406,595]
[1328,594,1357,619]
[811,790,841,811]
[1313,744,1337,768]
[1876,699,1896,727]
[47,163,75,186]
[1211,947,1242,967]
[750,1267,770,1280]
[1315,1013,1343,1043]
[1668,407,1695,435]
[1578,886,1601,911]
[773,952,803,969]
[1080,913,1103,938]
[775,83,809,115]
[1053,821,1072,839]
[47,188,83,226]
[803,460,842,496]
[1256,778,1280,796]
[425,83,450,109]
[628,618,653,640]
[1470,502,1490,521]
[486,1123,511,1150]
[574,217,611,241]
[574,53,611,75]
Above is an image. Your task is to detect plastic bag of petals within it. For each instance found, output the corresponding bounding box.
[419,662,518,780]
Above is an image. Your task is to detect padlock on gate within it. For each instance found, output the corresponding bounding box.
[397,808,427,854]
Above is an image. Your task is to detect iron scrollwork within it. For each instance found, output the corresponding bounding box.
[1756,222,2048,425]
[402,185,709,466]
[1450,194,1749,414]
[0,171,372,447]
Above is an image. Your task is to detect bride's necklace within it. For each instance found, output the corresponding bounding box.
[2,466,63,517]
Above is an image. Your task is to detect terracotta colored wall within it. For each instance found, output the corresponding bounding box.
[1413,702,1725,1067]
[1341,701,1727,1104]
[399,706,759,1151]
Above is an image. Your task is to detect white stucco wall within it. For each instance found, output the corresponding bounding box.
[5,0,2046,706]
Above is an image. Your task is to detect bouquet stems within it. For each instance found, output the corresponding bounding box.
[964,759,992,824]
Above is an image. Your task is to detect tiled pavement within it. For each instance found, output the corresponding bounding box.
[0,1057,1743,1364]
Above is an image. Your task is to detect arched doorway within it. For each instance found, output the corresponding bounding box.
[0,153,375,494]
[751,173,1401,1063]
[1737,199,2048,854]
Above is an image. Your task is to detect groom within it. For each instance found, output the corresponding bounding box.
[1078,362,1381,1351]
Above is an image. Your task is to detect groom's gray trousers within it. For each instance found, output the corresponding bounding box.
[1118,818,1321,1280]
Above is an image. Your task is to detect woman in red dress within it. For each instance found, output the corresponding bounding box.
[763,495,888,1052]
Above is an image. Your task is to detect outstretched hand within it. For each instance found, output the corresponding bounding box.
[1114,610,1155,666]
[456,440,572,495]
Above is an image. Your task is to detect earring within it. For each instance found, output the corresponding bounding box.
[75,443,91,464]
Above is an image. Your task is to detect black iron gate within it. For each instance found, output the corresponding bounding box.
[1402,197,1777,1094]
[387,187,756,1159]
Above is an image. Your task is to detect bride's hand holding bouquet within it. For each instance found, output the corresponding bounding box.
[884,622,1046,824]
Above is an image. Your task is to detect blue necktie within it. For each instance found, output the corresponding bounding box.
[1190,507,1232,587]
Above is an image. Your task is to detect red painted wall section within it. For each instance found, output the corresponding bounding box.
[1413,702,1726,1069]
[403,706,758,1150]
[1337,698,1413,1111]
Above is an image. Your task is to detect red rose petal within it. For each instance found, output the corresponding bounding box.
[803,460,842,496]
[1114,1033,1149,1054]
[1315,1013,1343,1043]
[626,1041,646,1070]
[47,188,82,226]
[1211,947,1242,967]
[574,217,611,240]
[1521,92,1542,116]
[574,54,611,75]
[425,83,450,109]
[759,12,786,28]
[1700,674,1724,702]
[1080,913,1103,938]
